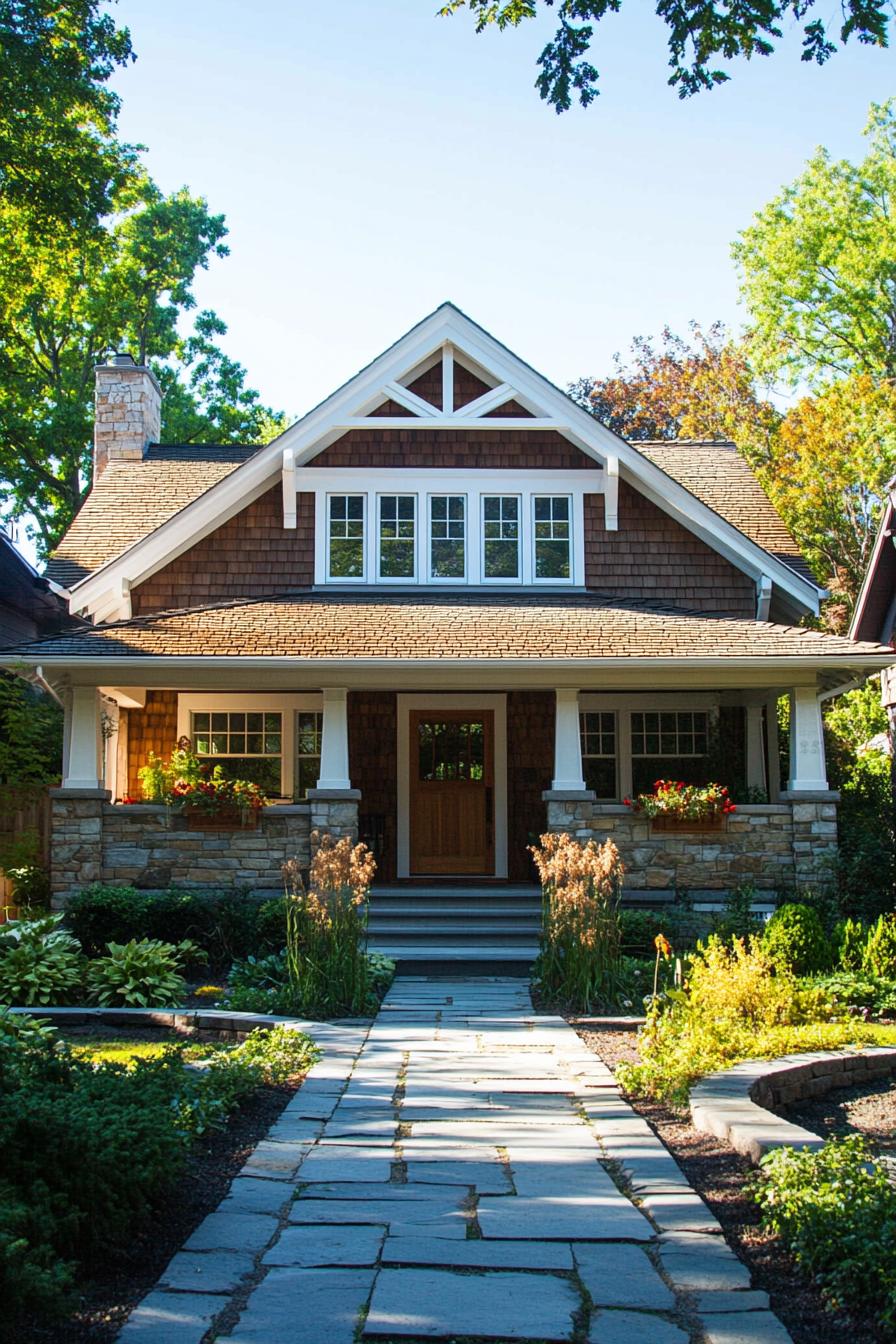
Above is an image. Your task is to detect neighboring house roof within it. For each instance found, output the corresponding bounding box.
[45,444,261,587]
[8,591,890,666]
[635,441,816,584]
[850,495,896,646]
[0,529,70,647]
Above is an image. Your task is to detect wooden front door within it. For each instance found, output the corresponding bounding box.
[409,710,495,876]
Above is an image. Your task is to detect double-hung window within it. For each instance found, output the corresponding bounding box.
[378,495,416,579]
[191,711,283,795]
[328,495,365,580]
[482,495,520,580]
[429,495,466,580]
[533,496,571,580]
[630,710,710,793]
[295,711,323,799]
[580,712,617,799]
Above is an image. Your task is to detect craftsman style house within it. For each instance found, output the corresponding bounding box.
[5,305,892,915]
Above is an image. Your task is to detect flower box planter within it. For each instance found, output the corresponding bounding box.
[651,813,726,834]
[180,805,259,830]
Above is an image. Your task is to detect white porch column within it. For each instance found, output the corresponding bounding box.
[317,687,352,790]
[552,688,587,792]
[745,702,767,795]
[787,685,829,792]
[62,686,102,789]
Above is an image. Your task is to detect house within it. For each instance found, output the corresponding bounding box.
[0,527,70,648]
[3,305,893,925]
[851,480,896,744]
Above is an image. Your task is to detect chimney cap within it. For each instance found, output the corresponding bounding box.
[111,352,137,367]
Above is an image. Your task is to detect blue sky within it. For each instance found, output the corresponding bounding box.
[111,0,894,422]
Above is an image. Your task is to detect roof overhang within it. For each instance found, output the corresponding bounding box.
[66,304,824,621]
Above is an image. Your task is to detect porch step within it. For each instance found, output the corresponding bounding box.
[367,884,541,973]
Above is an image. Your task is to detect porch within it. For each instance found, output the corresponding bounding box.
[49,680,839,909]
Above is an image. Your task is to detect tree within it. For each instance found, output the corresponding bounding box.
[0,0,136,233]
[0,180,286,553]
[762,374,896,616]
[570,322,780,463]
[734,100,896,385]
[439,1,890,111]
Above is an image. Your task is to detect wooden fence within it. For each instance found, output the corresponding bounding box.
[0,787,51,919]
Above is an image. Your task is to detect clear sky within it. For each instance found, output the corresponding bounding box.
[111,0,893,422]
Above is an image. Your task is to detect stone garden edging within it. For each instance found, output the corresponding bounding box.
[690,1046,896,1163]
[7,1004,371,1039]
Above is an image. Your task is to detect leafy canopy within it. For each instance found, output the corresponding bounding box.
[734,100,896,384]
[439,1,891,110]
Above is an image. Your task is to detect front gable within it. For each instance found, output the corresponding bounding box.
[62,303,822,624]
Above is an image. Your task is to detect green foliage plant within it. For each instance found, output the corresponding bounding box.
[836,916,868,971]
[754,1137,896,1328]
[531,832,623,1011]
[762,902,830,975]
[862,913,896,979]
[809,970,896,1018]
[85,937,204,1007]
[0,913,83,1005]
[615,936,896,1106]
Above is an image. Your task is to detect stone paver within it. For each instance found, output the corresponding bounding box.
[116,981,794,1343]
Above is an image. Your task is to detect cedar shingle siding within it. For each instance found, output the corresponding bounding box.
[349,692,398,882]
[308,427,591,470]
[126,689,178,797]
[131,488,315,616]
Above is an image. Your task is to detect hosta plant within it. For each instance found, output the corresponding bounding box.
[86,938,205,1007]
[0,914,84,1006]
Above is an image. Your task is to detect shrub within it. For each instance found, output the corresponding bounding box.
[226,1024,319,1084]
[762,902,830,975]
[531,832,624,1012]
[64,885,154,955]
[86,938,204,1007]
[710,882,764,943]
[0,913,84,1005]
[810,970,896,1017]
[836,916,868,971]
[863,913,896,979]
[754,1136,896,1329]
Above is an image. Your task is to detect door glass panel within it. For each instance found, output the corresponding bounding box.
[418,720,485,782]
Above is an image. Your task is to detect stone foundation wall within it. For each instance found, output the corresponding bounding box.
[543,797,838,893]
[50,796,315,903]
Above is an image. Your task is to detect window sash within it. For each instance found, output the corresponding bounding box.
[191,710,283,794]
[295,710,323,799]
[631,710,709,758]
[532,495,571,581]
[378,494,417,579]
[481,495,521,581]
[428,494,466,581]
[579,711,617,800]
[327,494,366,581]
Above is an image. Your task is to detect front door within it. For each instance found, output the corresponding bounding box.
[409,710,495,876]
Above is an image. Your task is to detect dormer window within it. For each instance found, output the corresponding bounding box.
[534,496,571,580]
[482,496,521,581]
[429,495,466,580]
[328,494,365,580]
[378,495,416,579]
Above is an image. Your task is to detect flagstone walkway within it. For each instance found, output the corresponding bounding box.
[120,979,793,1344]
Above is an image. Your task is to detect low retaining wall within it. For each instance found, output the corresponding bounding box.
[690,1047,896,1163]
[543,795,838,893]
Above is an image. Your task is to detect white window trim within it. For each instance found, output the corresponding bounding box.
[177,693,323,802]
[375,492,418,584]
[427,492,468,584]
[480,492,523,586]
[310,468,599,587]
[326,492,367,584]
[531,493,573,585]
[579,693,721,801]
[396,692,508,880]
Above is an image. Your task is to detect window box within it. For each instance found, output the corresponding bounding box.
[650,813,726,834]
[181,803,259,830]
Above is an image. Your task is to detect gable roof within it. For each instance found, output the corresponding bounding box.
[46,444,261,587]
[49,303,824,617]
[7,590,888,669]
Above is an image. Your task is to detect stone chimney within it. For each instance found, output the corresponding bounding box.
[93,354,162,479]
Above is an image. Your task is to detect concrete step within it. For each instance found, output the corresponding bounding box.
[369,942,538,977]
[368,910,540,927]
[369,928,538,946]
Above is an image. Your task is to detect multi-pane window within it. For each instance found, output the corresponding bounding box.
[533,496,571,580]
[379,495,416,578]
[191,711,283,794]
[429,495,466,580]
[630,710,710,794]
[580,712,617,799]
[328,495,365,579]
[295,711,322,799]
[482,495,520,579]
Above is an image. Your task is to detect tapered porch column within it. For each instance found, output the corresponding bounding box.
[787,685,829,792]
[62,686,102,789]
[552,688,587,792]
[316,687,352,790]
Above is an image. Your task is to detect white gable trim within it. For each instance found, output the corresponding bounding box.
[68,303,823,619]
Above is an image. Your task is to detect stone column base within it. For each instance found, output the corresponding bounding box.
[48,787,112,906]
[306,789,361,847]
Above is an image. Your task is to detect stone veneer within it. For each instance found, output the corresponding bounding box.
[542,795,839,892]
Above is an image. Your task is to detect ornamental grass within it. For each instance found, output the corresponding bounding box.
[282,832,376,1016]
[530,832,624,1011]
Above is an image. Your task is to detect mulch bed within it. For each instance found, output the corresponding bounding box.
[14,1072,298,1344]
[773,1077,896,1155]
[576,1027,890,1344]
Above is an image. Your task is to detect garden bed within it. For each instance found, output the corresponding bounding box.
[576,1025,893,1344]
[773,1075,896,1156]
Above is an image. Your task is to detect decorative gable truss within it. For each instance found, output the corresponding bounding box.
[68,304,822,623]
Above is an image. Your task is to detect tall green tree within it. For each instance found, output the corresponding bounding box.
[439,1,890,111]
[0,180,286,553]
[1,0,136,232]
[734,100,896,385]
